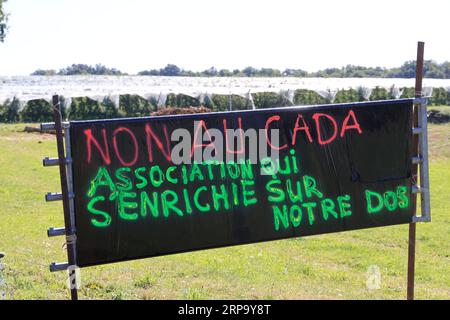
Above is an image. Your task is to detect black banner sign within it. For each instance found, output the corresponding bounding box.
[70,99,414,267]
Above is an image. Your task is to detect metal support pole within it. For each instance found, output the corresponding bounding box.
[407,41,424,300]
[52,95,78,300]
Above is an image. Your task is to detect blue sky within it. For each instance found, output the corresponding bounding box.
[0,0,449,75]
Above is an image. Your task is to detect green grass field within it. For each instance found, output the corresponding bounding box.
[0,121,449,300]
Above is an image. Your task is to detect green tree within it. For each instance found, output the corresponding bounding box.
[431,87,448,106]
[201,67,218,77]
[138,69,160,76]
[259,68,281,77]
[370,87,388,100]
[166,94,200,108]
[294,89,327,105]
[160,64,181,76]
[31,69,57,76]
[68,97,104,120]
[442,62,450,78]
[218,69,232,77]
[0,97,20,123]
[334,89,360,103]
[283,69,308,77]
[20,99,53,122]
[211,95,248,111]
[56,64,123,75]
[242,66,258,77]
[118,94,154,117]
[253,92,284,108]
[101,97,119,118]
[400,87,415,99]
[0,0,8,42]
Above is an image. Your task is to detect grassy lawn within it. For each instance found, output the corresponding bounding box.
[429,105,450,114]
[0,121,449,300]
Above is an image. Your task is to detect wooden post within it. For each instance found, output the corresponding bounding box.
[52,95,78,300]
[407,41,424,300]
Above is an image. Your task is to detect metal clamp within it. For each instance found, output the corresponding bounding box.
[65,234,77,246]
[412,127,422,135]
[40,122,70,132]
[40,122,55,132]
[413,215,430,223]
[413,97,429,106]
[412,156,423,165]
[42,156,73,167]
[47,227,66,237]
[412,185,421,194]
[43,157,60,167]
[45,192,74,202]
[50,262,69,272]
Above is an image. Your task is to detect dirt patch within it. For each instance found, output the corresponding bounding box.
[0,126,55,142]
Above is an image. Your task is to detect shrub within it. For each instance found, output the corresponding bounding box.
[210,94,249,111]
[400,87,415,99]
[20,99,53,122]
[119,94,155,117]
[165,94,200,108]
[369,86,388,101]
[253,92,285,109]
[0,98,20,123]
[334,89,361,103]
[430,87,448,106]
[68,97,105,120]
[294,89,327,105]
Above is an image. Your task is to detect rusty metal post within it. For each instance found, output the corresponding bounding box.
[407,41,424,300]
[52,95,78,300]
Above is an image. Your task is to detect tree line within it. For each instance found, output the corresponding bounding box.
[32,64,123,76]
[31,61,450,78]
[1,86,449,123]
[0,0,7,42]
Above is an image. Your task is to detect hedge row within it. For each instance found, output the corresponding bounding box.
[1,87,449,123]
